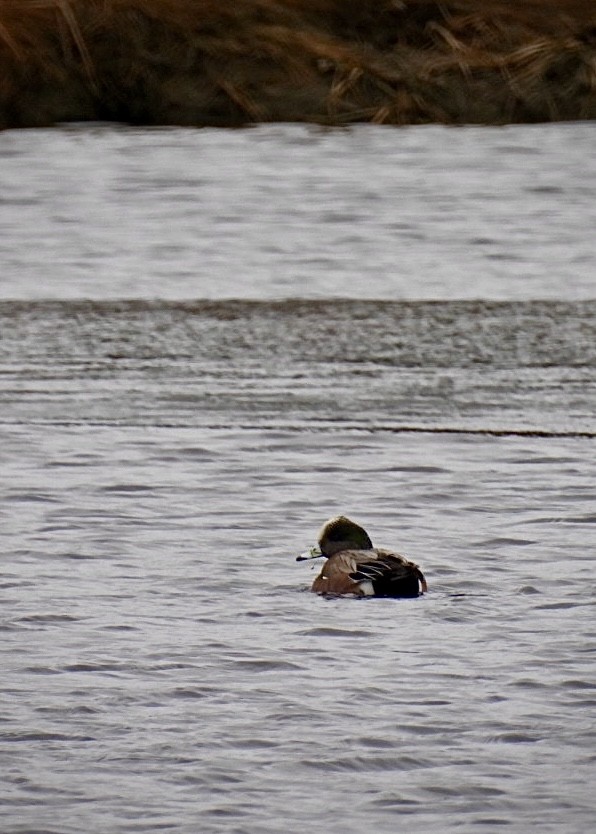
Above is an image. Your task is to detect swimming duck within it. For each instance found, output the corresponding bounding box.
[297,516,427,598]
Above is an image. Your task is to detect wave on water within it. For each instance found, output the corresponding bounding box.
[1,298,595,436]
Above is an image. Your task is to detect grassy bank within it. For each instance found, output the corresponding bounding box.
[1,0,596,129]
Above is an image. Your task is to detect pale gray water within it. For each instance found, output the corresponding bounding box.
[1,123,595,834]
[1,122,596,300]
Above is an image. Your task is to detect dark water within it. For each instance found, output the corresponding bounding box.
[1,299,596,434]
[1,124,596,833]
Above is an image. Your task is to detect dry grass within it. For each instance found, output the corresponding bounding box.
[1,0,596,129]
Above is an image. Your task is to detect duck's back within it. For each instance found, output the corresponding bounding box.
[312,548,426,598]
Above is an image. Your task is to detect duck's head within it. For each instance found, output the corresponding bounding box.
[297,515,373,560]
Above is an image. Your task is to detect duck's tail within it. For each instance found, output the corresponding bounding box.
[416,566,428,594]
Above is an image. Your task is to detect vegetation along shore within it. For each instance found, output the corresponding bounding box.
[2,0,596,130]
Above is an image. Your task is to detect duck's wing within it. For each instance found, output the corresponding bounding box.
[311,549,426,597]
[311,551,368,596]
[349,548,427,598]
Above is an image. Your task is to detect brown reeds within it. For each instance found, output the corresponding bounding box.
[1,0,596,129]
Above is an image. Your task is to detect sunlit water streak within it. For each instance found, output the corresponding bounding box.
[1,123,595,834]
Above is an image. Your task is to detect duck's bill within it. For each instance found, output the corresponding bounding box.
[296,546,324,561]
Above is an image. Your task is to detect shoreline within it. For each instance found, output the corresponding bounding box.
[1,0,596,130]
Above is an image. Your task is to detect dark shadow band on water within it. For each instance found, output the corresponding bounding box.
[0,418,595,440]
[359,426,596,440]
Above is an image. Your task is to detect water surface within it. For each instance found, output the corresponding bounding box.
[1,123,595,834]
[1,122,595,300]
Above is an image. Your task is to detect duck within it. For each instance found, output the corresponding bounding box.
[297,515,427,598]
